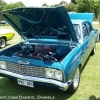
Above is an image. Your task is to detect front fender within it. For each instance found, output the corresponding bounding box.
[61,47,82,82]
[0,33,14,41]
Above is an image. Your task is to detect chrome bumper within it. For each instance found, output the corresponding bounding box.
[0,69,72,91]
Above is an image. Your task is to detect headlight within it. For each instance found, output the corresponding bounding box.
[55,70,63,81]
[46,68,55,78]
[0,61,6,70]
[45,68,63,81]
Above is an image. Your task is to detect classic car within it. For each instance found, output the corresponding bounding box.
[0,28,15,48]
[0,6,98,94]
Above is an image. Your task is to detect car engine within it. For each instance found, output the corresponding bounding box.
[4,43,72,62]
[18,44,58,62]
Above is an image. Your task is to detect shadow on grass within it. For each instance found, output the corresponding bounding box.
[6,44,11,46]
[0,77,73,100]
[96,41,100,44]
[89,95,100,100]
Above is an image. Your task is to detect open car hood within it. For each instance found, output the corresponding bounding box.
[0,6,78,43]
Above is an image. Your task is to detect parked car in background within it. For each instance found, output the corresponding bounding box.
[0,29,15,48]
[0,20,7,24]
[0,6,98,94]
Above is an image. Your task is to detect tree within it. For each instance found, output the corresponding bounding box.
[6,2,25,10]
[0,0,7,11]
[59,1,68,6]
[75,0,91,12]
[50,4,59,7]
[51,1,68,7]
[75,0,100,18]
[42,3,49,7]
[93,1,100,18]
[71,0,77,4]
[65,3,76,12]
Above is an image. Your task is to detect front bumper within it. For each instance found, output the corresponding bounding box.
[0,69,72,91]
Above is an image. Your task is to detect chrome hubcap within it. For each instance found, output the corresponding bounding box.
[0,39,5,47]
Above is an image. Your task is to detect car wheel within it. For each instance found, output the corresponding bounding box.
[90,44,96,55]
[67,67,80,94]
[0,38,6,48]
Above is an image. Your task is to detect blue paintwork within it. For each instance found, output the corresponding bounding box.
[69,13,94,23]
[0,6,98,91]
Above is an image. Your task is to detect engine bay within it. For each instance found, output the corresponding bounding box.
[4,43,72,62]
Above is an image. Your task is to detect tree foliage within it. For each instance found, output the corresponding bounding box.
[76,0,100,18]
[42,3,49,7]
[0,0,7,11]
[50,0,100,18]
[65,3,76,12]
[0,1,25,11]
[76,0,92,12]
[6,2,25,10]
[0,0,100,19]
[51,4,59,7]
[59,1,68,6]
[51,1,68,7]
[71,0,77,4]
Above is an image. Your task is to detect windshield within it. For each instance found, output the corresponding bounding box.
[73,24,81,40]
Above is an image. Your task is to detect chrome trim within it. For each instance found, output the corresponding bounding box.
[0,69,72,91]
[6,62,46,78]
[18,60,30,65]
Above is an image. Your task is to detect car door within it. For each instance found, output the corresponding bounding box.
[86,22,96,53]
[81,22,94,65]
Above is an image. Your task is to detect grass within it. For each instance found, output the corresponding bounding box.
[93,24,100,32]
[0,25,100,100]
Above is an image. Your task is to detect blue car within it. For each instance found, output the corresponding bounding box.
[0,6,98,94]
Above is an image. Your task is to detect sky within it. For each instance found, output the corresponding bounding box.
[4,0,71,7]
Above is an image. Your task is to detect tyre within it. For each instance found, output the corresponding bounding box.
[90,44,96,55]
[67,67,80,94]
[0,37,6,48]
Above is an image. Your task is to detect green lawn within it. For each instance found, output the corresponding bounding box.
[0,25,100,100]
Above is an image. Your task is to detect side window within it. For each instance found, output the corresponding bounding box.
[73,24,81,40]
[82,24,89,39]
[86,23,92,34]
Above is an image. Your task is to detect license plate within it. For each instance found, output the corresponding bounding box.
[17,79,34,88]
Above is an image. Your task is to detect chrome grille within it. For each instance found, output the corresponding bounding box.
[6,62,46,78]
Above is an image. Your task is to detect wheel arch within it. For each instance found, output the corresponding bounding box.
[76,59,82,70]
[0,36,7,41]
[67,64,81,94]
